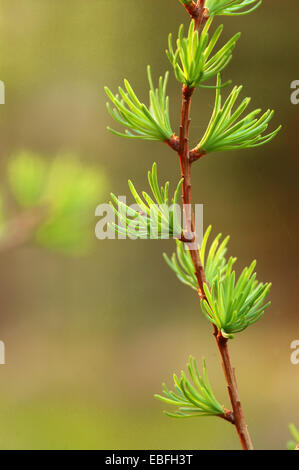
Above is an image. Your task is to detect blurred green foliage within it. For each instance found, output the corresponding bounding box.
[8,151,47,207]
[5,151,106,254]
[287,424,299,450]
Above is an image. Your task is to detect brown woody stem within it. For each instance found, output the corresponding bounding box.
[183,1,208,31]
[178,84,206,299]
[214,327,254,450]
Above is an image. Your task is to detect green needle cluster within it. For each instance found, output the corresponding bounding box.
[197,74,281,154]
[205,0,262,17]
[105,66,173,141]
[155,356,225,418]
[167,19,240,88]
[164,225,271,338]
[201,258,271,338]
[164,225,234,290]
[110,163,183,239]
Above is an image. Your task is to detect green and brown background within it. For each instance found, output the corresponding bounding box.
[0,0,298,449]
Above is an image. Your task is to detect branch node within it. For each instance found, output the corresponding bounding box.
[189,148,206,163]
[165,134,180,152]
[182,1,209,30]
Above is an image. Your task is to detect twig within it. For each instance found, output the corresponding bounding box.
[178,84,207,299]
[173,5,254,450]
[183,1,208,31]
[214,327,254,450]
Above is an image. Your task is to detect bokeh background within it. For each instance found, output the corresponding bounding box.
[0,0,298,450]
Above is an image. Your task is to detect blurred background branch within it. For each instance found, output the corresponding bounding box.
[0,206,48,253]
